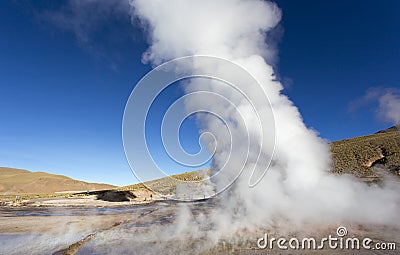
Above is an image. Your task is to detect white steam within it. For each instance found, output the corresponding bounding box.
[131,0,400,237]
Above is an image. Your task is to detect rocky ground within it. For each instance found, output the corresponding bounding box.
[1,201,399,255]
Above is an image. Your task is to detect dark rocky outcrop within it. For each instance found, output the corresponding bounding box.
[95,190,136,202]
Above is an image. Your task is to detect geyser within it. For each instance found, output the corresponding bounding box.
[129,0,400,237]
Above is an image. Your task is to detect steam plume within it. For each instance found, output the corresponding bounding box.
[131,0,400,237]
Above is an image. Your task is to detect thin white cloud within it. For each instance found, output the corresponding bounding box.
[349,87,400,125]
[36,0,133,70]
[378,90,400,125]
[41,0,130,43]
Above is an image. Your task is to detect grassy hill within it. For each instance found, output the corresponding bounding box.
[118,170,208,196]
[331,126,400,178]
[0,167,116,195]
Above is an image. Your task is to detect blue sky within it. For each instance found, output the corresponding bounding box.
[0,1,399,186]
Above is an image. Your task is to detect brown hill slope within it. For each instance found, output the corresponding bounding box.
[331,126,400,178]
[2,127,397,197]
[0,167,115,194]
